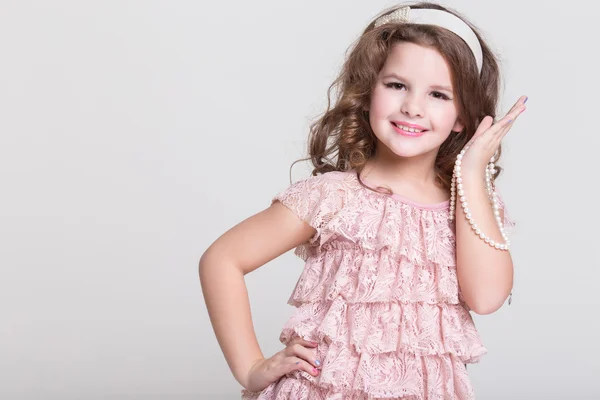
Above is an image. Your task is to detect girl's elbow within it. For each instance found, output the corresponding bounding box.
[468,297,506,315]
[470,303,499,315]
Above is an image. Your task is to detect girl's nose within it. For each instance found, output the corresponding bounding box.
[401,94,424,117]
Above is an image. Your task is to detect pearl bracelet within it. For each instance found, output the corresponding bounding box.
[448,145,510,251]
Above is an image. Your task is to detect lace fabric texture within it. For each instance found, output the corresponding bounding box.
[242,171,514,399]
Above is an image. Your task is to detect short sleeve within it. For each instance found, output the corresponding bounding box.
[272,173,348,260]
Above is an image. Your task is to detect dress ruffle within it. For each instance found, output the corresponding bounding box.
[288,246,461,306]
[280,298,486,363]
[275,175,459,266]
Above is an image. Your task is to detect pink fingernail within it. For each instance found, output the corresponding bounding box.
[313,368,319,374]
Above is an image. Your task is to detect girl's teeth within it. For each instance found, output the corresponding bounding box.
[395,123,422,133]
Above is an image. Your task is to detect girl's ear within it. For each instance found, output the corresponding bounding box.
[452,119,465,133]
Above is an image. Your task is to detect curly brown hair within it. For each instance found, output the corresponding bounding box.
[291,2,503,193]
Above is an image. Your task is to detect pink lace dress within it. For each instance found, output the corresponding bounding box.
[241,170,513,400]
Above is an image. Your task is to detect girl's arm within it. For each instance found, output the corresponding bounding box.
[199,201,315,388]
[455,172,514,315]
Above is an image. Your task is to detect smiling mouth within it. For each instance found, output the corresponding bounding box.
[391,122,428,135]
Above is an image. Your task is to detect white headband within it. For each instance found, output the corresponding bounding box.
[374,6,483,73]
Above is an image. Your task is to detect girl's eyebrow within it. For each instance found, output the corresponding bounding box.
[381,72,453,93]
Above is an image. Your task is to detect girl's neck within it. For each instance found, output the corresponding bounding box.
[359,148,449,204]
[362,149,439,188]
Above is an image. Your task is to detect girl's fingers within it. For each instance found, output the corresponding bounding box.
[283,356,320,377]
[494,105,526,140]
[477,95,527,139]
[492,96,527,134]
[463,95,527,152]
[285,342,321,369]
[473,115,494,138]
[292,337,318,348]
[481,105,524,142]
[504,95,527,117]
[487,113,515,136]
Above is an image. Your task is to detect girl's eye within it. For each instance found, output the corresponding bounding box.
[385,82,405,90]
[432,91,451,101]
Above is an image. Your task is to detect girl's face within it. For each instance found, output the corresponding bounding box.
[368,41,464,159]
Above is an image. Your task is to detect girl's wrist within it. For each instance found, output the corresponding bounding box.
[458,168,486,184]
[238,357,265,390]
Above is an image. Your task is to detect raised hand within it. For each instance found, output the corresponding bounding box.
[460,95,527,173]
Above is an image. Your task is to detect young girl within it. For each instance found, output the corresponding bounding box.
[200,2,524,399]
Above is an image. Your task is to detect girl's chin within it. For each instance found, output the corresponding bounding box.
[375,134,449,158]
[385,144,441,159]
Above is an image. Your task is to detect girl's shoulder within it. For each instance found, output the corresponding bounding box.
[274,170,358,204]
[271,170,359,226]
[294,169,357,185]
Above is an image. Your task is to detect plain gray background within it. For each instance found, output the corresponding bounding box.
[1,0,597,399]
